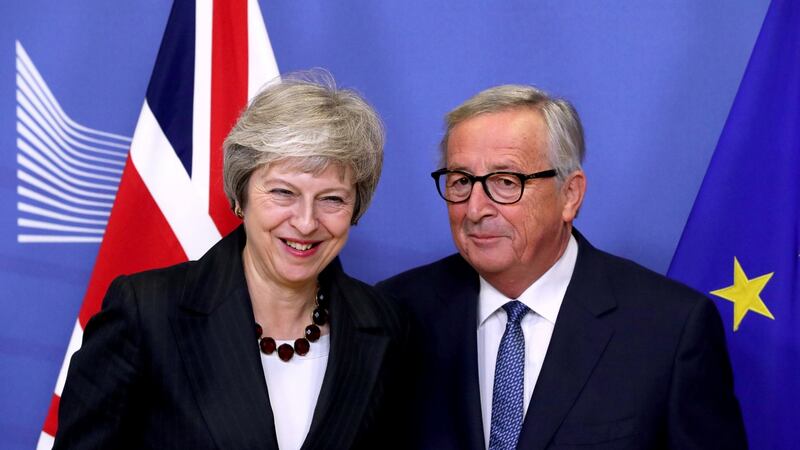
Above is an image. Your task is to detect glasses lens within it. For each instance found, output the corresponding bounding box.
[486,173,523,203]
[439,172,472,202]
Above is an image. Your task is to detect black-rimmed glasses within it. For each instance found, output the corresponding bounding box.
[431,168,557,204]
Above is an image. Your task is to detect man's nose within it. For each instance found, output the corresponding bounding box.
[465,181,496,221]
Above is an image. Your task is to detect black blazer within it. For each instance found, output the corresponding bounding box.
[55,226,410,450]
[377,230,746,449]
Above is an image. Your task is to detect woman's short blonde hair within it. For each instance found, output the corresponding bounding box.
[223,70,384,224]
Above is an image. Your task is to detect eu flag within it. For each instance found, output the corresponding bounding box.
[668,0,799,447]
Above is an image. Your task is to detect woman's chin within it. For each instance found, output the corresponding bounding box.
[274,267,321,287]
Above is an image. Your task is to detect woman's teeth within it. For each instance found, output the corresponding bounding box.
[284,240,314,251]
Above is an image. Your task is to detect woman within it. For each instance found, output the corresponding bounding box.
[54,72,409,450]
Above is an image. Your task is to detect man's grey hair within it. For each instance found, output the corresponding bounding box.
[440,85,584,180]
[223,70,384,224]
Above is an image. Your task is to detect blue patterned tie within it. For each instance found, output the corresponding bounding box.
[488,300,530,450]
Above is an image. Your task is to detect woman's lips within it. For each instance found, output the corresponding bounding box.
[280,238,321,256]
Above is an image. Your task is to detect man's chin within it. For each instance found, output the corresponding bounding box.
[459,250,513,276]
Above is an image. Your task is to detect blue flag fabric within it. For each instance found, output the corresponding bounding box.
[667,0,799,448]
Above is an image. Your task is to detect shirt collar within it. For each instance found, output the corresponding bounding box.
[478,234,578,327]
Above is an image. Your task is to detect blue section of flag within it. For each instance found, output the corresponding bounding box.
[668,0,799,447]
[145,0,195,176]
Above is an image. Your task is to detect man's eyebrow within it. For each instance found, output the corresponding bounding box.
[489,163,521,172]
[446,164,470,172]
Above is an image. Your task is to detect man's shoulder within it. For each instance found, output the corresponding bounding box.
[577,236,708,310]
[377,253,472,292]
[328,265,409,336]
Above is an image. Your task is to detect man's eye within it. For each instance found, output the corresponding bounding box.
[491,175,520,187]
[449,176,470,187]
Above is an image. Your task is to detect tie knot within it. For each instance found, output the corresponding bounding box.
[502,301,529,324]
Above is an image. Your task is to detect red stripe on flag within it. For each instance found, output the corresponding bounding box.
[42,393,60,436]
[78,157,188,327]
[209,0,248,235]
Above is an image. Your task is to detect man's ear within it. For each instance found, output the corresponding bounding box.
[561,170,586,222]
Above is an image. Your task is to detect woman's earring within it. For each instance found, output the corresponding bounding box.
[234,205,244,218]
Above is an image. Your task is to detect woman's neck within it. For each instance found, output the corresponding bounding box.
[242,247,318,339]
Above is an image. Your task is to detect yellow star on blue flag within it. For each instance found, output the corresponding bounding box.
[709,257,774,331]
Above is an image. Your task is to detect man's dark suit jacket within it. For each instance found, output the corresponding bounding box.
[55,226,410,450]
[377,230,746,449]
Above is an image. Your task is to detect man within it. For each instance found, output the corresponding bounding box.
[377,85,746,449]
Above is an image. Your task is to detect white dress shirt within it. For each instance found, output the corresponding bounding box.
[477,235,578,448]
[261,334,330,450]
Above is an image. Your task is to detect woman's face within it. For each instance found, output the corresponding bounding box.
[241,160,356,288]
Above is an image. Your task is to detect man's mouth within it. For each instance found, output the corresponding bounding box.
[468,234,501,240]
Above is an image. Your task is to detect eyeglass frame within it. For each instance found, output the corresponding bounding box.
[430,168,558,205]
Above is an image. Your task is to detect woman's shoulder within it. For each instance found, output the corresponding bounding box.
[119,260,195,295]
[96,261,196,323]
[115,228,243,307]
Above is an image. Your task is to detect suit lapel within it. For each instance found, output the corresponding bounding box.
[301,261,390,450]
[517,231,616,450]
[436,256,485,450]
[170,227,279,450]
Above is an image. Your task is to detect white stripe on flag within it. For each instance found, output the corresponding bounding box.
[129,101,221,259]
[55,320,84,396]
[192,0,213,210]
[247,0,280,98]
[36,431,55,450]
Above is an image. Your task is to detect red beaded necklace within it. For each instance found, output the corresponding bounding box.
[255,288,329,362]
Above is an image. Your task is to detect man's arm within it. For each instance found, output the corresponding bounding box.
[667,297,747,449]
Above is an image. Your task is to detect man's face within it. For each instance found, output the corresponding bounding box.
[445,108,585,296]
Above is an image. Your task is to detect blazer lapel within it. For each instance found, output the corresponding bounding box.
[436,256,485,450]
[301,261,390,450]
[517,231,615,450]
[170,227,279,450]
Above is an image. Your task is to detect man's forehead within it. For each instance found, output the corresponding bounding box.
[451,108,544,136]
[446,121,549,171]
[447,109,547,155]
[446,150,533,171]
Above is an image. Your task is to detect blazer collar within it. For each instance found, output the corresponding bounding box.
[562,229,617,316]
[439,231,617,450]
[178,225,248,314]
[173,226,391,449]
[170,226,279,449]
[517,228,616,449]
[302,264,391,449]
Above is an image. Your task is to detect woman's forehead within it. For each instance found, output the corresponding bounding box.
[255,159,354,184]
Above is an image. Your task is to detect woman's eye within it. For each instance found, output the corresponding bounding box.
[320,196,344,204]
[270,188,294,197]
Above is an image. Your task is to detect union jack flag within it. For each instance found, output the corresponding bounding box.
[37,0,279,447]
